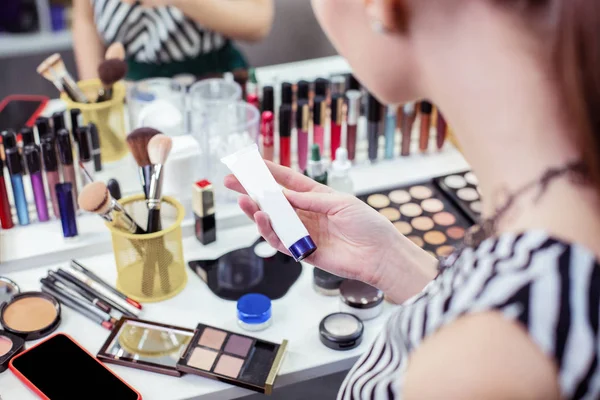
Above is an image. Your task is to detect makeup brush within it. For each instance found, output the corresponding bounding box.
[78,181,145,234]
[105,42,126,61]
[126,127,160,199]
[97,59,128,102]
[37,53,88,103]
[146,134,172,233]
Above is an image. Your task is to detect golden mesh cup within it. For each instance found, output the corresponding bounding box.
[60,79,128,162]
[106,195,187,303]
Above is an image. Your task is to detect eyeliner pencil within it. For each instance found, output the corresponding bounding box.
[70,259,142,310]
[47,271,112,314]
[56,268,137,317]
[41,282,115,330]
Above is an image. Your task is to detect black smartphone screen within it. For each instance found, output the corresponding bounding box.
[11,334,140,400]
[0,99,45,132]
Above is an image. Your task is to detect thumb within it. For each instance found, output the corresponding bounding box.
[283,189,340,214]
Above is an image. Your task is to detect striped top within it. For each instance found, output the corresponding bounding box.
[339,230,600,399]
[91,0,227,63]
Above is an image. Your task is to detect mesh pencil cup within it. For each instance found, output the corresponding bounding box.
[60,79,128,162]
[106,195,187,303]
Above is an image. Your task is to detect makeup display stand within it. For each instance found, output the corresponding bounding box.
[0,56,470,399]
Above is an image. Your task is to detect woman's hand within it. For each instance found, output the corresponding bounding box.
[224,161,438,302]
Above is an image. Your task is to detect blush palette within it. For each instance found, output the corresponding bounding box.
[434,170,481,222]
[177,324,287,394]
[359,181,473,258]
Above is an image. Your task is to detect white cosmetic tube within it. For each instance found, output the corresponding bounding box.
[222,144,317,261]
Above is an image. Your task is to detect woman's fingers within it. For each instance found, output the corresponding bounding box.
[265,161,332,193]
[224,174,247,194]
[254,211,289,255]
[238,195,259,221]
[284,189,347,214]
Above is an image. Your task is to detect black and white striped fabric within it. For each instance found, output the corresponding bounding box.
[339,230,600,399]
[92,0,227,63]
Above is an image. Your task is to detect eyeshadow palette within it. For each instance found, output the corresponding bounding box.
[177,323,287,394]
[359,181,473,258]
[434,170,481,222]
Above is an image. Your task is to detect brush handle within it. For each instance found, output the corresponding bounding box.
[146,208,162,233]
[96,87,113,103]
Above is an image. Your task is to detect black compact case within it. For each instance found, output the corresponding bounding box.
[434,170,481,223]
[0,331,25,373]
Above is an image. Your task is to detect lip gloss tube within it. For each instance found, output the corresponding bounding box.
[247,93,260,111]
[0,157,14,229]
[24,145,49,222]
[296,100,310,171]
[76,126,94,185]
[222,144,317,261]
[345,90,361,162]
[297,80,310,104]
[436,110,448,150]
[260,111,274,162]
[279,105,292,167]
[262,85,274,113]
[281,82,293,107]
[419,101,433,152]
[330,94,344,160]
[313,97,326,151]
[401,102,417,157]
[56,183,78,238]
[56,128,78,209]
[88,123,102,172]
[35,116,51,140]
[52,111,66,136]
[20,127,35,147]
[315,78,330,102]
[384,105,398,160]
[2,131,29,225]
[41,136,61,218]
[367,94,382,162]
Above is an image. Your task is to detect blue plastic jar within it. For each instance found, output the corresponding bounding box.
[237,293,272,331]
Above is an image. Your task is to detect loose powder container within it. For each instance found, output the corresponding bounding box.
[319,313,363,351]
[0,291,61,341]
[339,280,384,321]
[237,293,272,332]
[313,268,346,296]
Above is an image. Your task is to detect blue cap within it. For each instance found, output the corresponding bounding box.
[237,294,272,325]
[289,236,317,262]
[56,183,78,238]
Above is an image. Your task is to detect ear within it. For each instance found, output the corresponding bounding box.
[364,0,408,33]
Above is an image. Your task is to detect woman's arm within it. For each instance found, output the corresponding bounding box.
[72,0,105,80]
[171,0,274,41]
[403,312,560,399]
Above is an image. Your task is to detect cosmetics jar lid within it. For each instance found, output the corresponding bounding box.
[289,236,317,262]
[0,277,20,307]
[339,280,384,309]
[237,293,272,328]
[313,268,345,291]
[319,313,364,351]
[0,291,61,341]
[0,330,25,373]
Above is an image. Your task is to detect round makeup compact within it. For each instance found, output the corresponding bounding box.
[0,279,61,341]
[0,331,25,373]
[313,268,346,296]
[339,280,384,321]
[237,293,272,332]
[319,313,364,351]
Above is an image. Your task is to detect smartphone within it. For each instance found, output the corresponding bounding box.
[9,333,142,400]
[0,95,49,132]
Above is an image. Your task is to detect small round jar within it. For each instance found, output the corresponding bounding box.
[339,280,384,321]
[313,268,346,296]
[237,293,272,332]
[319,312,364,351]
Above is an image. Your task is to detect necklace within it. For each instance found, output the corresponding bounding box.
[463,160,588,248]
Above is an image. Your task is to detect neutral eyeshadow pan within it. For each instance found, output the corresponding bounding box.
[367,194,390,208]
[436,245,455,257]
[400,203,422,217]
[447,226,466,240]
[457,188,479,202]
[225,335,253,358]
[409,186,433,200]
[3,297,57,332]
[199,328,227,350]
[433,212,456,226]
[424,231,446,245]
[393,221,412,235]
[412,217,434,231]
[388,190,411,204]
[214,354,245,378]
[188,347,218,371]
[379,207,401,221]
[444,175,467,189]
[421,199,444,213]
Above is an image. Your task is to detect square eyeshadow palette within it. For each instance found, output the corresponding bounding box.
[359,181,473,258]
[177,323,287,394]
[433,170,482,222]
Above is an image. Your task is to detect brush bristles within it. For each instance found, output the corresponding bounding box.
[78,182,112,215]
[98,59,128,86]
[37,53,60,75]
[148,134,173,165]
[127,127,161,167]
[46,53,66,74]
[105,42,126,61]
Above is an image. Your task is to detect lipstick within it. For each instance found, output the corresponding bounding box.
[436,109,448,150]
[279,104,292,167]
[260,111,274,162]
[313,96,326,151]
[345,90,361,162]
[2,131,29,225]
[367,94,382,162]
[24,144,50,222]
[0,156,14,229]
[401,102,417,157]
[56,128,78,209]
[76,126,94,184]
[330,94,344,160]
[296,100,310,171]
[193,180,216,245]
[41,136,61,218]
[419,101,433,152]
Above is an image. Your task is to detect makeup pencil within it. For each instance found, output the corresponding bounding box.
[313,96,326,151]
[0,156,14,229]
[24,144,50,222]
[419,101,433,152]
[345,90,361,162]
[45,272,112,314]
[278,105,292,167]
[2,131,29,225]
[41,136,61,218]
[330,94,344,160]
[296,100,310,171]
